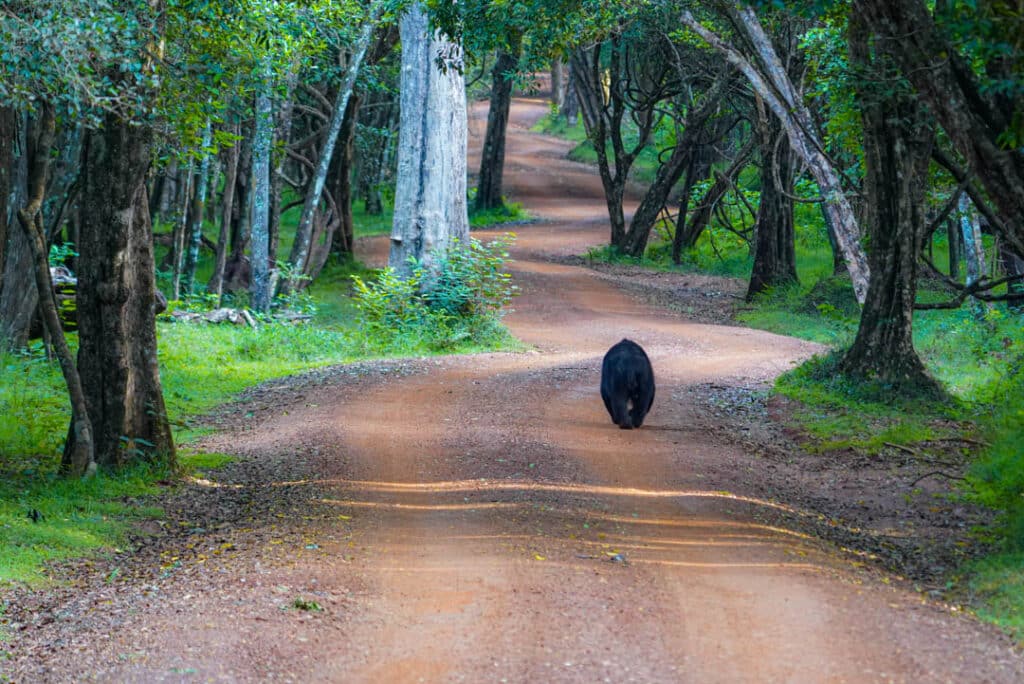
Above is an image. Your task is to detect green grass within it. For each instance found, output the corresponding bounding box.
[469,200,531,229]
[179,451,236,474]
[0,461,166,587]
[968,553,1024,645]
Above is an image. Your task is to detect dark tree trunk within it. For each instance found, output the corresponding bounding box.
[563,58,580,125]
[156,157,178,223]
[169,163,192,299]
[0,111,34,349]
[747,111,798,300]
[571,41,659,250]
[224,127,253,292]
[475,46,520,213]
[839,15,940,393]
[71,117,176,468]
[209,123,240,301]
[329,93,361,258]
[946,216,961,280]
[0,107,14,298]
[853,0,1024,259]
[670,142,716,264]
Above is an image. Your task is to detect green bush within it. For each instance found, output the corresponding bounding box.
[351,234,519,353]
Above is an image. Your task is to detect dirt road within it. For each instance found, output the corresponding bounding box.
[6,96,1023,683]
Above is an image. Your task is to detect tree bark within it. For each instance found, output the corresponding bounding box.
[747,103,798,299]
[209,122,240,303]
[389,1,470,278]
[621,70,732,258]
[551,57,565,110]
[328,93,362,258]
[225,126,254,292]
[250,61,274,313]
[0,110,35,349]
[0,107,14,299]
[563,58,580,125]
[475,45,520,212]
[682,8,870,303]
[839,14,939,393]
[287,1,383,290]
[946,217,961,280]
[183,120,212,295]
[170,161,192,300]
[71,116,175,468]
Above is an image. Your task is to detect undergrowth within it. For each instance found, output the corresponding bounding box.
[351,234,521,355]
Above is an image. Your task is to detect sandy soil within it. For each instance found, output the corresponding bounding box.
[3,96,1022,683]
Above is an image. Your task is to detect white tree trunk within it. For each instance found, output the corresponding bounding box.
[681,6,870,304]
[389,1,469,279]
[250,60,274,313]
[959,194,988,316]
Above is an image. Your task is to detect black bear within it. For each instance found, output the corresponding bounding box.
[600,339,655,429]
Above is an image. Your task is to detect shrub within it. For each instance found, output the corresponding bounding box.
[351,234,518,352]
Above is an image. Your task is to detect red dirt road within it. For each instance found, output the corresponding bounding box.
[6,96,1023,683]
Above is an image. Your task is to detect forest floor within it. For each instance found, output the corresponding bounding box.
[4,96,1023,682]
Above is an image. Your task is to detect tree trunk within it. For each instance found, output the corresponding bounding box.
[156,157,179,223]
[15,104,95,476]
[329,93,362,258]
[959,193,988,317]
[563,58,580,125]
[0,107,14,299]
[170,162,192,300]
[551,57,565,110]
[183,120,212,295]
[389,1,469,278]
[71,117,176,468]
[287,1,383,290]
[621,71,732,258]
[0,110,34,349]
[682,8,871,303]
[225,126,254,291]
[946,216,961,280]
[747,107,798,299]
[475,46,520,213]
[853,0,1024,259]
[250,62,274,313]
[209,122,240,303]
[670,140,717,264]
[839,14,939,393]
